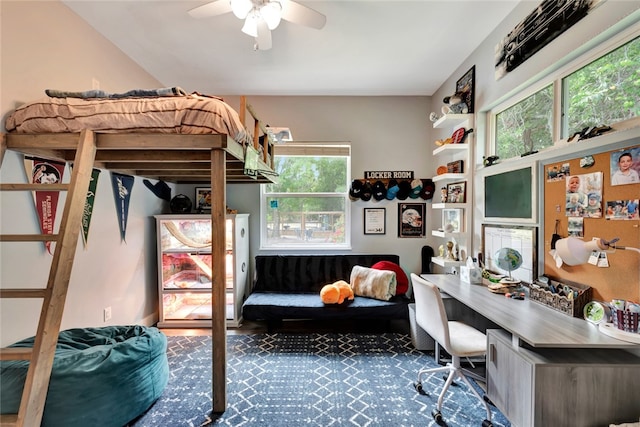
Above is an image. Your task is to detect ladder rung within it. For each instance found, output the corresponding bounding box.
[0,413,18,426]
[0,234,59,242]
[0,347,33,361]
[0,183,69,191]
[0,289,47,298]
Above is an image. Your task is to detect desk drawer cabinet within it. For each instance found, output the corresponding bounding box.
[487,329,640,427]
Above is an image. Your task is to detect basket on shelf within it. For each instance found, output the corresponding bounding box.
[611,307,640,333]
[529,277,591,318]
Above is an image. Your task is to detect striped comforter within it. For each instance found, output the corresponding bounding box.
[5,93,252,146]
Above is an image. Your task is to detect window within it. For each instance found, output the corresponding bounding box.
[562,35,640,138]
[495,84,554,160]
[261,144,351,249]
[493,33,639,161]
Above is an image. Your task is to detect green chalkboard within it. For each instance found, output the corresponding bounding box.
[484,166,533,219]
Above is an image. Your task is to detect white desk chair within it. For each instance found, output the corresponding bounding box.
[410,273,493,427]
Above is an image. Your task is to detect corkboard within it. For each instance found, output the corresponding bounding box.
[543,145,640,303]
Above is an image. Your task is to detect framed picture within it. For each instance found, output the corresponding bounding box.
[456,65,475,113]
[195,187,212,212]
[398,203,425,238]
[442,208,463,233]
[364,208,386,235]
[446,181,466,203]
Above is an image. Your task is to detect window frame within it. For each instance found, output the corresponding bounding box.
[259,142,352,251]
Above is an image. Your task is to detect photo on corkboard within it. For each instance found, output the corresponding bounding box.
[610,147,640,186]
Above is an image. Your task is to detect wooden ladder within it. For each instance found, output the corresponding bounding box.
[0,130,97,427]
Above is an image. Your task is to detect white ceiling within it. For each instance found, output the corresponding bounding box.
[62,0,521,96]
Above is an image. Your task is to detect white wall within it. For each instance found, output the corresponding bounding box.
[223,95,432,276]
[0,1,167,346]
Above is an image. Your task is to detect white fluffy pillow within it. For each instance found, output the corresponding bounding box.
[350,265,397,301]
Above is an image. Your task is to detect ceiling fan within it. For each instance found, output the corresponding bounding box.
[188,0,326,50]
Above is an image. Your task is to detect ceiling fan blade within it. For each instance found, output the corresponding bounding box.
[188,0,233,19]
[256,20,272,50]
[281,0,326,29]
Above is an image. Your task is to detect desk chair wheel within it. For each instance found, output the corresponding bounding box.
[481,419,494,427]
[413,381,428,395]
[431,409,446,426]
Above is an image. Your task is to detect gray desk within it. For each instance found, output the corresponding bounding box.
[421,274,640,427]
[421,274,637,348]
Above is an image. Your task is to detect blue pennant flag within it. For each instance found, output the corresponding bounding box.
[110,172,134,242]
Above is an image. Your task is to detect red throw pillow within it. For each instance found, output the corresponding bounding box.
[370,261,408,295]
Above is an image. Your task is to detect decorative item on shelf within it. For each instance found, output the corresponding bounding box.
[441,92,468,115]
[483,155,499,167]
[434,127,473,147]
[494,247,523,284]
[170,194,193,213]
[450,127,473,144]
[436,165,448,175]
[445,241,457,260]
[442,208,463,233]
[446,181,466,203]
[567,124,613,142]
[429,112,440,122]
[446,160,464,174]
[440,187,448,203]
[195,187,212,212]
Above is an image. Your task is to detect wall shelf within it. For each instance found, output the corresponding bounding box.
[433,113,472,129]
[432,257,462,268]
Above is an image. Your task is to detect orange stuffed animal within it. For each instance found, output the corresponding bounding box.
[320,280,354,304]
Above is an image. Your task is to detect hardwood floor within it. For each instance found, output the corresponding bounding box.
[160,318,411,336]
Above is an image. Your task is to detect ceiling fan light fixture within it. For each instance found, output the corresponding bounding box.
[260,1,282,30]
[230,0,253,19]
[241,11,259,37]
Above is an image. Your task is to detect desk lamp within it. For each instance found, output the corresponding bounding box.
[555,236,640,266]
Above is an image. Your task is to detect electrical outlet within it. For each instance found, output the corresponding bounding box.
[103,306,112,322]
[92,78,100,90]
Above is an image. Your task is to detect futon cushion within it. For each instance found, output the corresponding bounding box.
[0,325,169,427]
[242,293,410,320]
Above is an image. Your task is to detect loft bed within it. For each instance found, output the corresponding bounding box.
[0,91,276,423]
[2,92,277,183]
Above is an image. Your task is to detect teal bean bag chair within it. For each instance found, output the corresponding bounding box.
[0,325,169,427]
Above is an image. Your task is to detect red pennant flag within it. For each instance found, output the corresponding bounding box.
[25,157,66,254]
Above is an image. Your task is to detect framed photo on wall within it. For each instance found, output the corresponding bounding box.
[446,181,466,203]
[364,208,386,235]
[442,208,463,233]
[456,65,475,114]
[398,203,425,238]
[195,187,212,212]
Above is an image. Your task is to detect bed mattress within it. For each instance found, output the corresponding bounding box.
[5,92,252,146]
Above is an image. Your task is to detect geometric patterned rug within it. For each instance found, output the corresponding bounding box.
[130,333,510,427]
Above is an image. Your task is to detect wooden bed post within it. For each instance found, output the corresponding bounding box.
[210,146,227,413]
